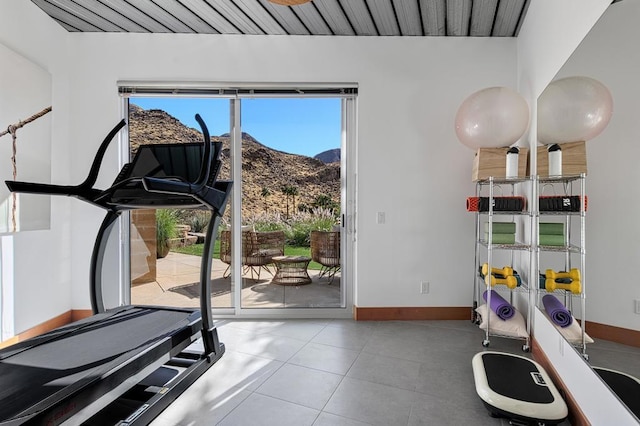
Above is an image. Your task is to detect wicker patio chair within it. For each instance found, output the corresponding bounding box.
[220,229,285,280]
[310,230,341,284]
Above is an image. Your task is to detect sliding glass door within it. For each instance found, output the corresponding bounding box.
[238,97,343,309]
[122,85,355,316]
[126,97,233,309]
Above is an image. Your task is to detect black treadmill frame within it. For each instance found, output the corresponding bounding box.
[1,114,231,425]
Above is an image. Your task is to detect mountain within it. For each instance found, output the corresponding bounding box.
[128,104,340,219]
[314,148,341,164]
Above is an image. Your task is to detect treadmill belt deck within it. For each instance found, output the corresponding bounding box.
[0,306,201,423]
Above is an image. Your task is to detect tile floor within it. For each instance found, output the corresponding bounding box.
[149,319,573,426]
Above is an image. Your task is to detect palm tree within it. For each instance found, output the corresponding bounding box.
[281,184,298,218]
[261,187,271,212]
[289,185,299,213]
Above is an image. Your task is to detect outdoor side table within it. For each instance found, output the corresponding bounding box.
[271,255,312,285]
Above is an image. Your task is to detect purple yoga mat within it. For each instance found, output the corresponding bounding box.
[482,290,515,320]
[542,294,573,327]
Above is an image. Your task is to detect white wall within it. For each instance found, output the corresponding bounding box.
[0,0,71,333]
[63,33,517,309]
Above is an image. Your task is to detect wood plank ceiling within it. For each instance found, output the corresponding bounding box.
[31,0,530,37]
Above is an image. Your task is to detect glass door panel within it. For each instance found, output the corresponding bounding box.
[127,97,232,309]
[238,98,344,309]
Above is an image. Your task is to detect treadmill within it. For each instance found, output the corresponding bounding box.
[0,114,232,425]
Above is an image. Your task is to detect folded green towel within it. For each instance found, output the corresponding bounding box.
[484,232,516,244]
[484,222,516,234]
[539,234,565,246]
[539,222,564,235]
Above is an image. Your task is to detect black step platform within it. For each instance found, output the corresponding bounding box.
[593,367,640,419]
[472,351,568,425]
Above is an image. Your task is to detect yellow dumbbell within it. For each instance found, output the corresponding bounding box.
[545,269,581,294]
[484,274,519,289]
[481,263,514,278]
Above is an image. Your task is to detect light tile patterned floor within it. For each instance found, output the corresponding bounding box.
[149,319,574,426]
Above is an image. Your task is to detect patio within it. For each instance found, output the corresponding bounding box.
[131,251,342,309]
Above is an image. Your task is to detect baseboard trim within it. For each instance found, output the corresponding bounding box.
[531,338,589,426]
[0,309,93,349]
[353,306,470,321]
[584,320,640,348]
[71,309,94,322]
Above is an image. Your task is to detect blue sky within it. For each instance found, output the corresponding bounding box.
[129,97,341,158]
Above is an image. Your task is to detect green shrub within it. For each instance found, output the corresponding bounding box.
[156,209,178,258]
[188,211,210,233]
[231,208,338,247]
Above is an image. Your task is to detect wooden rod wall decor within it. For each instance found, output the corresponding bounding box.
[0,106,52,231]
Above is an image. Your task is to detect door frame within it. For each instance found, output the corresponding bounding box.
[119,82,357,318]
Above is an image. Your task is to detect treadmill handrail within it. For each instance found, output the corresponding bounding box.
[193,114,212,188]
[79,119,127,191]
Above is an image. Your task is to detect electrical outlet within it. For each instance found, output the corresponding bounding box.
[420,281,430,294]
[635,299,640,314]
[376,211,385,224]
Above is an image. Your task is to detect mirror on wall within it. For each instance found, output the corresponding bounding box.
[0,42,51,234]
[536,0,640,419]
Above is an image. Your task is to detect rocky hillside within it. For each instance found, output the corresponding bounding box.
[129,104,340,219]
[315,148,341,164]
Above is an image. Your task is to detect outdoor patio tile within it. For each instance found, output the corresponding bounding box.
[241,282,286,308]
[133,252,344,309]
[256,363,343,410]
[281,281,342,308]
[155,273,201,290]
[288,342,359,375]
[156,263,200,278]
[217,393,319,426]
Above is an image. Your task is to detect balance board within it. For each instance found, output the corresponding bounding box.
[472,352,568,424]
[593,367,640,419]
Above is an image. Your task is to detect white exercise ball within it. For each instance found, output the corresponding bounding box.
[455,87,530,150]
[538,76,613,144]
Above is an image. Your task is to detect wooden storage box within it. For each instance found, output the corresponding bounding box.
[536,141,587,176]
[472,147,529,181]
